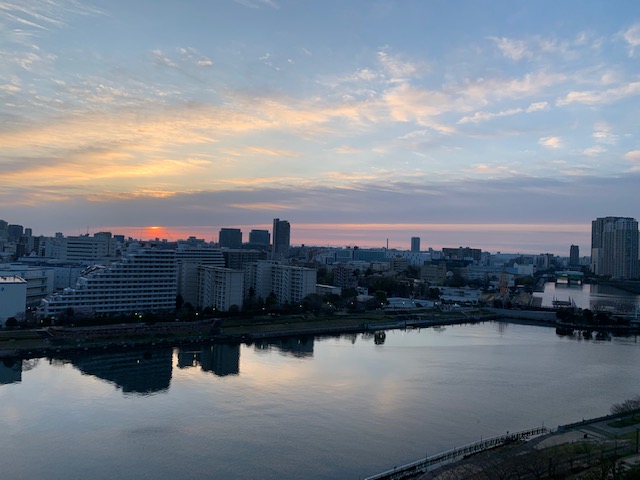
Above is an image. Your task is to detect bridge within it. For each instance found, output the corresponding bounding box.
[364,426,549,480]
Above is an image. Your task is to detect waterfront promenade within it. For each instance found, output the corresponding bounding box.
[363,410,640,480]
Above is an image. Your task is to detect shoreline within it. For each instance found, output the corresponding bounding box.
[1,308,638,360]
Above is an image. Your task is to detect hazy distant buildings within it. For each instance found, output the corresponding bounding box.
[272,219,290,258]
[442,247,482,263]
[591,216,639,279]
[411,237,420,253]
[218,228,243,249]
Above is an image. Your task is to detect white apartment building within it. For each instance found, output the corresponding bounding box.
[175,246,225,306]
[45,232,117,262]
[197,266,244,312]
[40,246,177,318]
[0,276,27,325]
[245,261,317,305]
[0,263,55,306]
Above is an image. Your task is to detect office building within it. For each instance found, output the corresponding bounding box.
[40,246,177,317]
[272,219,290,258]
[248,229,270,249]
[218,228,243,249]
[411,237,420,253]
[7,225,23,243]
[591,216,639,279]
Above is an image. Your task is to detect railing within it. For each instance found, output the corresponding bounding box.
[364,426,549,480]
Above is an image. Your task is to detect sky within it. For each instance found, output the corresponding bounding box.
[1,0,639,255]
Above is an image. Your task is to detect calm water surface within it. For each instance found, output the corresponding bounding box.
[535,282,640,310]
[1,321,639,479]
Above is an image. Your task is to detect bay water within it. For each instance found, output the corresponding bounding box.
[1,321,638,479]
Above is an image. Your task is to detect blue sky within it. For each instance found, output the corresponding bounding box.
[1,0,639,254]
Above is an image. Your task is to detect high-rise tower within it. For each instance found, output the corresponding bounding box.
[272,219,291,258]
[410,237,421,253]
[591,216,639,279]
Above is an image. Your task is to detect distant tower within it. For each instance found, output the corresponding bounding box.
[569,245,579,267]
[411,237,421,253]
[218,228,242,249]
[272,219,291,258]
[249,229,270,249]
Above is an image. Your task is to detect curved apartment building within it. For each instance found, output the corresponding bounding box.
[40,246,177,318]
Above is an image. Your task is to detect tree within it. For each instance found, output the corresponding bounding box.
[4,317,17,329]
[610,394,640,415]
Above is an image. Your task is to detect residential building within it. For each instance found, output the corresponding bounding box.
[420,263,447,284]
[333,263,359,289]
[0,276,27,325]
[0,263,55,306]
[46,232,117,262]
[197,266,244,312]
[442,247,482,263]
[175,245,225,306]
[591,216,639,279]
[245,261,316,305]
[222,249,267,269]
[40,246,177,318]
[218,228,243,249]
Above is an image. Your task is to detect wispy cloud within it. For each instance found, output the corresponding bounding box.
[234,0,279,9]
[539,136,562,149]
[458,101,549,124]
[557,81,640,105]
[489,37,532,60]
[622,22,640,56]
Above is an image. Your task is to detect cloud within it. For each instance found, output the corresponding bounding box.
[624,150,640,163]
[489,37,532,60]
[622,22,640,56]
[234,0,279,8]
[592,123,617,145]
[557,81,640,105]
[458,101,548,124]
[582,145,606,156]
[538,136,562,149]
[333,145,360,154]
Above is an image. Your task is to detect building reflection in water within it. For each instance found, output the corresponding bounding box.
[63,347,173,395]
[177,343,240,376]
[252,335,315,358]
[0,358,22,385]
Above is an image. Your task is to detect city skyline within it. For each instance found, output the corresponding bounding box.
[2,1,640,255]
